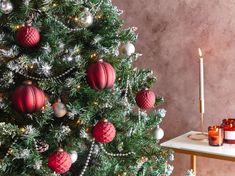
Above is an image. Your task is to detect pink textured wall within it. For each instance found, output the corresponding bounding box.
[113,0,235,175]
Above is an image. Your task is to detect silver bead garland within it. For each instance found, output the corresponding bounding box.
[10,66,75,81]
[45,12,83,32]
[79,140,95,176]
[99,144,135,157]
[138,108,141,125]
[123,75,129,104]
[3,138,18,159]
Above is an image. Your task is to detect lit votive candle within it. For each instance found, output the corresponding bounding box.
[208,126,224,146]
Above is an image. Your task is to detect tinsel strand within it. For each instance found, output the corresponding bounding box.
[79,140,95,176]
[99,144,135,157]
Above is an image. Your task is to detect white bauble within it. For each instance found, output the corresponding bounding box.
[154,126,164,140]
[0,0,13,14]
[120,42,135,56]
[70,151,78,163]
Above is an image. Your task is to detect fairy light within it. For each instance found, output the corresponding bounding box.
[93,101,98,106]
[76,84,81,91]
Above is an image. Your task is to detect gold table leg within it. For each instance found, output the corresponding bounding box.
[191,155,197,175]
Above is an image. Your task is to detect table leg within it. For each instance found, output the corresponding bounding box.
[191,155,197,175]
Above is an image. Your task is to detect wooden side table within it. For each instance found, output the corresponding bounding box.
[161,131,235,175]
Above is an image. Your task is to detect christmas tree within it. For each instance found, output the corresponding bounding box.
[0,0,172,175]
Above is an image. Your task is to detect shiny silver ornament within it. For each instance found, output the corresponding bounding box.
[0,0,13,14]
[120,42,135,56]
[70,151,78,163]
[153,125,164,140]
[77,8,93,28]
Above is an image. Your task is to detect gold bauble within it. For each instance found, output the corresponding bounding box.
[90,53,98,61]
[19,127,26,134]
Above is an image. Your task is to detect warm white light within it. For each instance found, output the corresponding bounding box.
[198,48,203,57]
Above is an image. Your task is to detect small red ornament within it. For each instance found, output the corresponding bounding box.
[16,25,40,48]
[12,80,46,113]
[135,89,156,110]
[48,148,72,174]
[86,59,116,90]
[92,119,116,143]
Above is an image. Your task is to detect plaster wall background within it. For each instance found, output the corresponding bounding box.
[113,0,235,175]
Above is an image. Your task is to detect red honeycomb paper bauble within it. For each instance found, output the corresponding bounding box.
[16,25,40,48]
[86,59,116,90]
[48,148,72,174]
[92,120,116,143]
[12,80,46,113]
[135,89,156,110]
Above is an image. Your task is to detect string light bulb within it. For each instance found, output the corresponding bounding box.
[76,84,81,91]
[93,101,98,106]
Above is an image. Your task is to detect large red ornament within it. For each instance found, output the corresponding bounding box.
[92,119,116,143]
[16,25,40,48]
[12,80,46,113]
[135,89,156,110]
[48,148,72,174]
[86,59,116,90]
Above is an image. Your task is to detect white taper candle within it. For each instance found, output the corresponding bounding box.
[198,48,205,114]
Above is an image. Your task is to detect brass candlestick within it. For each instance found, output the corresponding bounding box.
[188,49,207,141]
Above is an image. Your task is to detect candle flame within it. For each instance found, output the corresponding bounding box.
[198,48,203,57]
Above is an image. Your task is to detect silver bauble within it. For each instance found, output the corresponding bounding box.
[77,8,93,28]
[153,125,164,140]
[70,151,78,163]
[0,1,13,14]
[120,42,135,56]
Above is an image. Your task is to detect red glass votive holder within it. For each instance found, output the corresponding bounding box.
[208,126,224,146]
[221,119,235,144]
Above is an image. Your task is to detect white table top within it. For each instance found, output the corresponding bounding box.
[161,131,235,159]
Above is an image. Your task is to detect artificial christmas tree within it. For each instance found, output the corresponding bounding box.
[0,0,173,175]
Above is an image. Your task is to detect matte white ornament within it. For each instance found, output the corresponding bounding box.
[120,42,135,56]
[0,0,13,14]
[70,151,78,163]
[154,125,164,140]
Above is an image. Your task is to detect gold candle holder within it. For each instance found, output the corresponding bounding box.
[188,48,208,140]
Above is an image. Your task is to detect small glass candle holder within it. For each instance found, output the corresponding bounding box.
[221,119,235,144]
[208,126,224,146]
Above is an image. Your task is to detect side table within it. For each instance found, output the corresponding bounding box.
[161,131,235,175]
